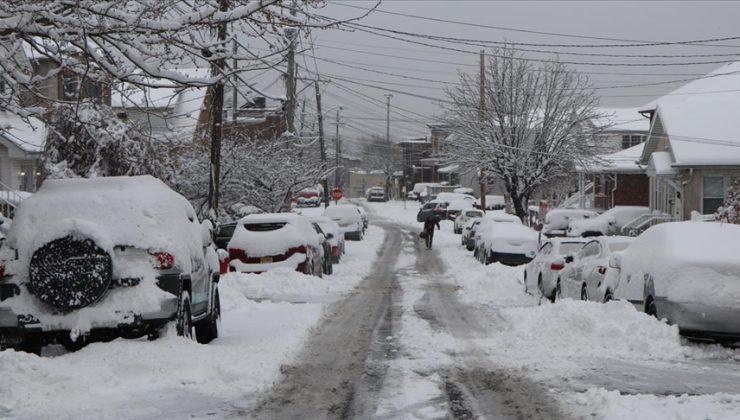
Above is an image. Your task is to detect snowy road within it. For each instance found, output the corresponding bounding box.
[4,201,740,419]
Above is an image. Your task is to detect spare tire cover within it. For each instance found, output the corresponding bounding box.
[29,236,112,311]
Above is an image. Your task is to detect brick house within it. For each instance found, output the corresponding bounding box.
[576,143,649,211]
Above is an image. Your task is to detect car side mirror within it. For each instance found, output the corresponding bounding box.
[326,233,334,240]
[609,254,622,269]
[201,220,214,247]
[608,217,617,225]
[564,255,574,264]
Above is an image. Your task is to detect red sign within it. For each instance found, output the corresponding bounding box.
[331,188,343,201]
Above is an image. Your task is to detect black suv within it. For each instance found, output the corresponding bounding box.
[0,176,221,353]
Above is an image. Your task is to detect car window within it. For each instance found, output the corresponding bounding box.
[559,242,585,256]
[538,242,553,256]
[579,241,600,258]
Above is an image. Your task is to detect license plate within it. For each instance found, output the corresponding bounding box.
[260,256,273,264]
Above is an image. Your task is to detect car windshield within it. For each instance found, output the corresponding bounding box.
[218,224,237,237]
[465,211,482,217]
[558,242,585,255]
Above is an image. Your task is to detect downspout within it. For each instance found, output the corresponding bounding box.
[610,174,618,209]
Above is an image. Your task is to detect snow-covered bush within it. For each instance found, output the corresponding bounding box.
[716,178,740,224]
[43,102,169,179]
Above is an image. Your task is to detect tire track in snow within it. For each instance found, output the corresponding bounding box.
[409,230,567,420]
[246,223,402,419]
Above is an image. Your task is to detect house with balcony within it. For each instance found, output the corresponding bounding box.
[636,61,740,222]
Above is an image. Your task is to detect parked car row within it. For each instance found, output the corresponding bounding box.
[525,220,740,344]
[0,176,222,354]
[220,203,366,277]
[453,209,538,267]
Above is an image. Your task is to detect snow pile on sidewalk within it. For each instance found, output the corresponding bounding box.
[493,300,684,361]
[567,388,740,420]
[221,225,385,303]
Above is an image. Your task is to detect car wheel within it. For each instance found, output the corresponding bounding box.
[555,280,562,301]
[195,287,220,344]
[603,290,613,303]
[645,297,657,318]
[580,284,588,301]
[176,291,194,339]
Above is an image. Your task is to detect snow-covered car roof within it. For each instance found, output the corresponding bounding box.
[447,199,474,211]
[238,213,318,243]
[436,192,475,203]
[8,175,203,273]
[324,205,362,221]
[483,211,522,224]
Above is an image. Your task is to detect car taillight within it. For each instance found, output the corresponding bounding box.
[598,266,607,275]
[288,246,307,255]
[229,248,247,260]
[550,262,564,270]
[150,252,174,269]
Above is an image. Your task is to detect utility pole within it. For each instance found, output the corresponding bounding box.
[284,3,298,135]
[232,38,238,124]
[385,94,393,199]
[478,50,487,213]
[315,81,330,206]
[335,108,341,189]
[207,0,229,214]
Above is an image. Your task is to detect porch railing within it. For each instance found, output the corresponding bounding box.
[558,182,594,209]
[620,212,676,237]
[0,181,26,219]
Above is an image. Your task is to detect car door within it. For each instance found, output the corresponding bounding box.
[527,242,551,293]
[564,241,598,298]
[580,242,606,300]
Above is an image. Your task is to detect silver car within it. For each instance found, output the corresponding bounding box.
[524,238,587,301]
[611,221,740,343]
[557,236,633,302]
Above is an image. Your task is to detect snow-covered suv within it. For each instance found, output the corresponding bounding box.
[0,176,221,353]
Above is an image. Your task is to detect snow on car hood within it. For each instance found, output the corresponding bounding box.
[7,176,203,276]
[567,216,607,235]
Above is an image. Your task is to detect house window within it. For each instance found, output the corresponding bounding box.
[62,74,79,101]
[621,134,645,149]
[702,176,724,214]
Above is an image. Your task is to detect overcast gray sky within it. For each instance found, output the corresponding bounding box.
[283,1,740,153]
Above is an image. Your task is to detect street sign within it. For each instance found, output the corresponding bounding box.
[331,188,343,201]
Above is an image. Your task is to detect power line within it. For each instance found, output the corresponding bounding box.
[332,3,740,49]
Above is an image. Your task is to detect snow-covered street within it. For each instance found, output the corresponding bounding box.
[3,200,740,419]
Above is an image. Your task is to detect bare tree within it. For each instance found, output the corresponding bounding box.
[441,46,604,220]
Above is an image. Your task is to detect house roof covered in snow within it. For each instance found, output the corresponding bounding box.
[638,61,740,167]
[0,111,46,154]
[594,107,650,133]
[576,142,645,174]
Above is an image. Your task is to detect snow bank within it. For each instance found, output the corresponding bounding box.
[495,300,684,361]
[567,388,740,420]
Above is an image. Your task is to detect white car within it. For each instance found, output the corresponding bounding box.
[542,209,599,238]
[556,236,633,301]
[524,238,588,301]
[311,216,346,263]
[476,221,539,266]
[472,212,523,255]
[454,208,484,234]
[462,218,482,250]
[610,222,740,343]
[324,204,364,240]
[447,199,475,224]
[566,206,649,237]
[228,213,324,276]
